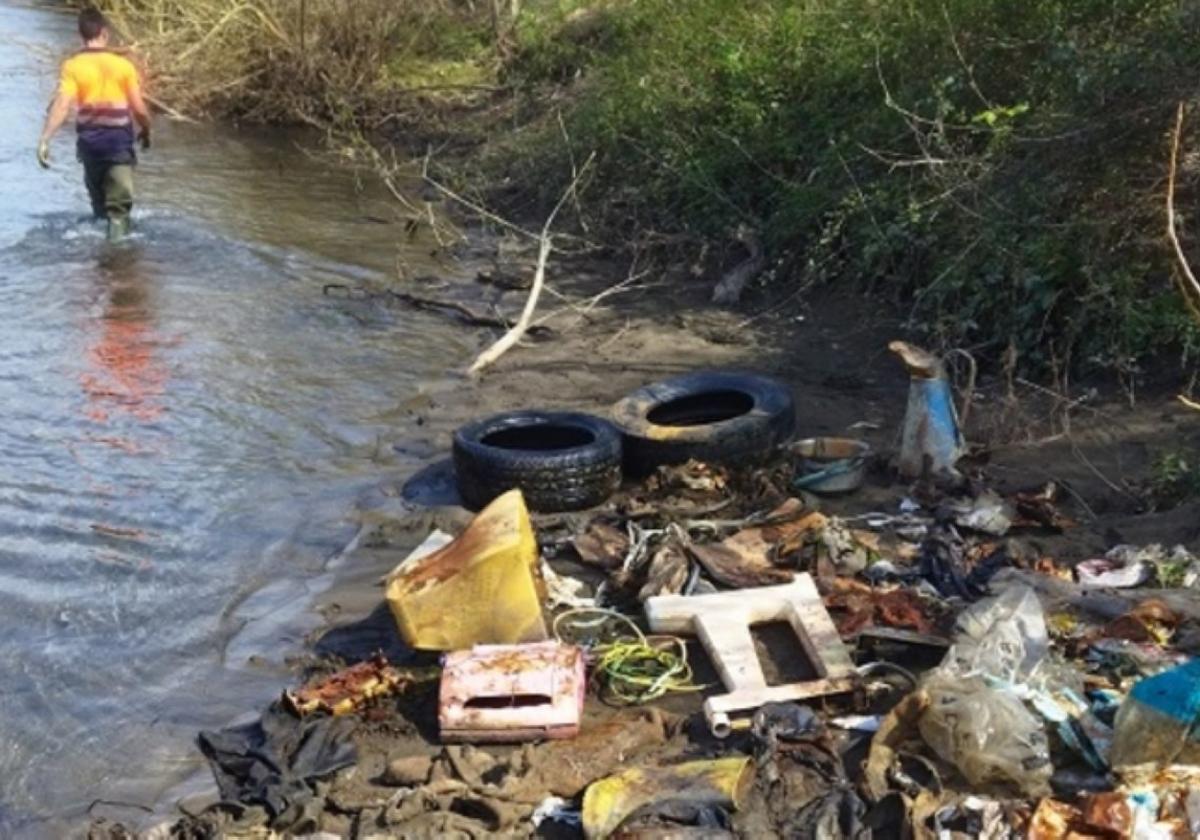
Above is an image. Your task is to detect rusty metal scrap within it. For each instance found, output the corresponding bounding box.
[284,655,430,717]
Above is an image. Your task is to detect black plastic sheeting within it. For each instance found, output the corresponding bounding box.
[919,522,1020,600]
[197,703,357,827]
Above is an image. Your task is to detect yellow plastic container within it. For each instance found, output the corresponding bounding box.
[581,756,753,839]
[385,489,548,650]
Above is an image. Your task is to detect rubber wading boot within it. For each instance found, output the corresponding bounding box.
[107,216,130,241]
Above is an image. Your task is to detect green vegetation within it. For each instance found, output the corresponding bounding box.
[89,0,1200,376]
[505,0,1200,376]
[1148,448,1200,509]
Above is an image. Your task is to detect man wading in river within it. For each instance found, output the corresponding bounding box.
[36,8,151,241]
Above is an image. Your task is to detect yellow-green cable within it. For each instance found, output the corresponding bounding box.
[553,607,705,704]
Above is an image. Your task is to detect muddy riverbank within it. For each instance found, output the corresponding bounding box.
[91,242,1200,835]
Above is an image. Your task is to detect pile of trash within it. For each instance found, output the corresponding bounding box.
[95,355,1200,840]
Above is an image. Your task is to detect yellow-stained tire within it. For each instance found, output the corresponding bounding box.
[612,371,795,474]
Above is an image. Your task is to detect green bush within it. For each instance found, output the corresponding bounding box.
[1148,448,1200,509]
[512,0,1200,375]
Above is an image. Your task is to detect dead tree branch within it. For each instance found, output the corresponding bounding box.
[389,290,523,331]
[1166,103,1200,317]
[422,149,540,241]
[468,154,596,376]
[323,283,549,334]
[1166,102,1200,412]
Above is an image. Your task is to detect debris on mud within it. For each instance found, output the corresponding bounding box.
[91,358,1200,840]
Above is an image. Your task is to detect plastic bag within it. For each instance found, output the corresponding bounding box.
[949,490,1014,536]
[917,585,1058,795]
[944,584,1049,683]
[919,671,1052,795]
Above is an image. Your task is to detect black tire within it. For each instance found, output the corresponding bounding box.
[611,371,796,473]
[452,411,623,512]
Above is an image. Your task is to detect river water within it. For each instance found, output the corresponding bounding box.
[0,2,466,834]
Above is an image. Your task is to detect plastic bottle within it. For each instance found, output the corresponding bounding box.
[889,341,965,479]
[1110,658,1200,769]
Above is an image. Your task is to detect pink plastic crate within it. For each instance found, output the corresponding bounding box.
[439,641,586,743]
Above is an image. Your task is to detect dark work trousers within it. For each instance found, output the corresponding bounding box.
[81,154,135,225]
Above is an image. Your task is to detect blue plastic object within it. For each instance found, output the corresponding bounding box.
[1128,658,1200,723]
[1110,658,1200,768]
[897,376,965,478]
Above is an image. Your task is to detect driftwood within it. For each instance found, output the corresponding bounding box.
[469,219,553,374]
[388,290,517,330]
[322,284,549,334]
[468,154,595,376]
[711,224,766,305]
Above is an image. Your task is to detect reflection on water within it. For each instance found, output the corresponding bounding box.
[76,252,166,571]
[0,4,461,837]
[81,251,169,427]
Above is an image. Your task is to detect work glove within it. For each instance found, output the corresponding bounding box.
[138,129,151,151]
[36,140,50,169]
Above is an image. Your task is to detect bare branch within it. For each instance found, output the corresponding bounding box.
[941,4,994,111]
[1166,103,1200,320]
[468,153,596,376]
[1166,102,1200,412]
[857,143,952,171]
[422,148,540,241]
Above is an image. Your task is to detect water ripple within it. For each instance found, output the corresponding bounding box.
[0,4,461,835]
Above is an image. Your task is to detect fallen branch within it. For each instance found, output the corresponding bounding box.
[389,290,526,331]
[1166,102,1200,412]
[145,93,198,123]
[422,149,539,241]
[531,265,654,330]
[468,153,595,376]
[323,283,548,333]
